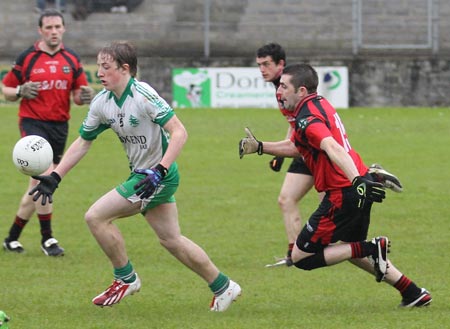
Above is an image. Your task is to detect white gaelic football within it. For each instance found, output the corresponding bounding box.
[12,135,53,176]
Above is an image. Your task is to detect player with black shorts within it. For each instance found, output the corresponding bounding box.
[1,9,94,256]
[240,63,431,308]
[256,43,402,267]
[256,43,315,266]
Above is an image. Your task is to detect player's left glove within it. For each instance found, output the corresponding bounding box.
[352,176,385,209]
[269,156,284,172]
[28,172,62,205]
[134,164,168,199]
[80,86,95,104]
[239,127,263,159]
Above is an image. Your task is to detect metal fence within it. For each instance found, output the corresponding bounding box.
[200,0,442,58]
[352,0,439,55]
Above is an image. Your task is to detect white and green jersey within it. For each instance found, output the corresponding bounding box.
[79,77,175,171]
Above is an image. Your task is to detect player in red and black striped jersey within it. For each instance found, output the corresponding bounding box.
[256,43,403,268]
[2,9,95,256]
[239,63,431,307]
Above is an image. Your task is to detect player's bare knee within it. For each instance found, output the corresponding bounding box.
[277,195,285,209]
[278,195,294,211]
[84,209,101,227]
[158,237,179,253]
[84,211,94,226]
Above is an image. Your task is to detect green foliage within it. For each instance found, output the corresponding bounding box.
[1,105,449,328]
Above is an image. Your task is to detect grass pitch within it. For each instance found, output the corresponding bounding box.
[0,105,449,328]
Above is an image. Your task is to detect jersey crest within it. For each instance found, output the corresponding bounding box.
[297,117,310,130]
[129,115,139,127]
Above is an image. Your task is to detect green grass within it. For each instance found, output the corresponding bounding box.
[1,105,449,328]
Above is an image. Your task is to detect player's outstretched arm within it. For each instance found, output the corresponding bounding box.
[28,137,93,205]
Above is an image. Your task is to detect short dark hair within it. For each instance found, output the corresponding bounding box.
[39,9,65,27]
[99,41,138,77]
[282,63,318,93]
[256,43,286,65]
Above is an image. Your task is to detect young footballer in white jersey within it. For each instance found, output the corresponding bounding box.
[29,41,241,311]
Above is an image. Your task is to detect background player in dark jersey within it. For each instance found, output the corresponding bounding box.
[256,43,315,266]
[239,63,431,307]
[255,43,402,267]
[1,9,95,256]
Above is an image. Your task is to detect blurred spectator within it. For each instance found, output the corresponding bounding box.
[110,0,128,13]
[72,0,94,20]
[94,0,143,13]
[71,0,144,19]
[36,0,66,13]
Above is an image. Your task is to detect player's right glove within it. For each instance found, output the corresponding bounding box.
[352,176,385,209]
[18,82,40,99]
[134,164,168,199]
[269,156,284,172]
[29,172,62,205]
[239,127,263,159]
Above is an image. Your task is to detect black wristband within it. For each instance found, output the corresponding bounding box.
[16,85,22,98]
[257,142,263,155]
[50,171,62,183]
[155,164,168,178]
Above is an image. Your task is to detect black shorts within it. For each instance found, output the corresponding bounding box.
[19,118,68,164]
[287,157,312,175]
[296,184,372,254]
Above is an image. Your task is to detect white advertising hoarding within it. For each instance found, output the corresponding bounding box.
[172,66,348,109]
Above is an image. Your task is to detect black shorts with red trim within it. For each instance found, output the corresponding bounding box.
[296,185,372,254]
[19,117,68,164]
[287,157,312,175]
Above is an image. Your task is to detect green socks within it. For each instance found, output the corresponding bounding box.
[114,260,136,283]
[209,272,230,296]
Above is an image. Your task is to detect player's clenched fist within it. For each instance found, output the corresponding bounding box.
[352,176,385,209]
[80,86,96,104]
[18,81,40,99]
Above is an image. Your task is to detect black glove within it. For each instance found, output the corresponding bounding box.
[352,176,385,209]
[269,156,284,172]
[134,164,168,199]
[29,172,61,205]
